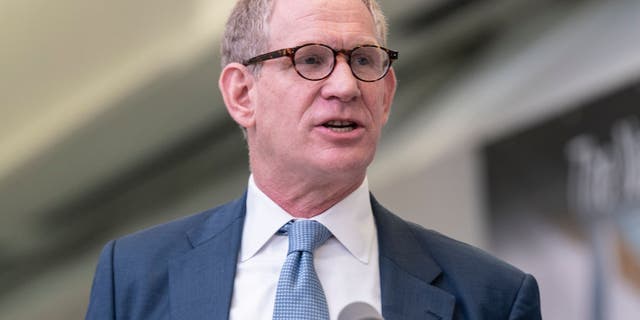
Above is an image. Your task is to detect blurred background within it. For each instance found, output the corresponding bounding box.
[2,0,640,318]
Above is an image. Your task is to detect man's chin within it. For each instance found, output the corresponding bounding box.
[310,154,374,177]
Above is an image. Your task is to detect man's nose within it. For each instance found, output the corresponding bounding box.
[320,56,361,102]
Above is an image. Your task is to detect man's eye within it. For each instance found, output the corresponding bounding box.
[354,56,371,66]
[300,55,323,65]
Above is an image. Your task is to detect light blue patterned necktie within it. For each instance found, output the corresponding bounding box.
[273,220,332,320]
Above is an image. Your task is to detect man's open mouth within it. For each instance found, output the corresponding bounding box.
[322,120,358,132]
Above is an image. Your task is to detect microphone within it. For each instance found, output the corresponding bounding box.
[337,302,383,320]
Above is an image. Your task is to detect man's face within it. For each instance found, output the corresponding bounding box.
[248,0,396,179]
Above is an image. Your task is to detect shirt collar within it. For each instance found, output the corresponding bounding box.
[240,175,375,264]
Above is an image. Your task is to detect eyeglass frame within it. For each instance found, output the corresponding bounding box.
[242,43,399,82]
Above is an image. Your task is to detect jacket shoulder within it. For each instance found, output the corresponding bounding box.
[405,220,541,319]
[406,221,524,281]
[112,195,245,263]
[86,196,245,318]
[371,197,540,318]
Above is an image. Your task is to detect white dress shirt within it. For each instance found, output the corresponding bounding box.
[229,175,381,320]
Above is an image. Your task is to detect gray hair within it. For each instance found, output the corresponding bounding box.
[220,0,389,69]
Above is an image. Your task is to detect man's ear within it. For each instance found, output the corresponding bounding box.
[219,63,256,129]
[381,67,397,125]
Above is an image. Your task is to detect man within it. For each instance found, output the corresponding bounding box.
[86,0,542,319]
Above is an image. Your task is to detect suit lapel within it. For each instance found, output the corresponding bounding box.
[168,194,246,319]
[166,192,454,319]
[372,195,455,320]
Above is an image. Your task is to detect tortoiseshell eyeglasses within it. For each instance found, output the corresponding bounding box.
[243,43,398,82]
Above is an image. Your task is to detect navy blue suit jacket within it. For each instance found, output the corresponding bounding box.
[86,193,541,319]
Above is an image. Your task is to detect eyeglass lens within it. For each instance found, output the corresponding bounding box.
[293,45,390,81]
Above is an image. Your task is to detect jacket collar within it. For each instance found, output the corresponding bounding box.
[168,193,247,319]
[372,195,455,320]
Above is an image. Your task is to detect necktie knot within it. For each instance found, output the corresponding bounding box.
[273,219,332,320]
[284,220,332,254]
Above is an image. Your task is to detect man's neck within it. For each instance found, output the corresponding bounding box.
[251,170,365,218]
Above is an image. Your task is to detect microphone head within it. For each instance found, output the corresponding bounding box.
[337,301,383,320]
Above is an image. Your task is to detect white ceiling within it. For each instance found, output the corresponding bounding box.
[1,0,234,180]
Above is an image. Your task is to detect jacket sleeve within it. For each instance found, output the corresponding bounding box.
[85,240,117,320]
[508,273,542,320]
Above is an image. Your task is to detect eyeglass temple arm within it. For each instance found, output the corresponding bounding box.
[242,48,295,66]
